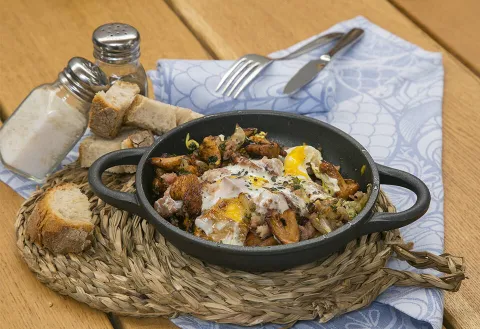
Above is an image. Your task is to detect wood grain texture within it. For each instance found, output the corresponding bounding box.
[391,0,480,75]
[1,0,479,328]
[0,0,208,328]
[167,1,480,329]
[115,317,179,329]
[0,0,210,120]
[0,181,113,329]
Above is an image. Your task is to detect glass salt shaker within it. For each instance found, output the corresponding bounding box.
[0,57,109,181]
[92,23,149,96]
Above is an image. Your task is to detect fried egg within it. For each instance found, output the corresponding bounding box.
[284,145,340,194]
[284,145,322,180]
[195,194,251,245]
[200,162,289,215]
[195,147,335,245]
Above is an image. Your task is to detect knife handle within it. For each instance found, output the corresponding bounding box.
[326,28,364,59]
[279,32,344,60]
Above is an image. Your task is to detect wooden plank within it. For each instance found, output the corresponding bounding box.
[0,0,210,120]
[391,0,480,75]
[115,317,179,329]
[0,179,113,329]
[0,0,209,328]
[166,1,480,329]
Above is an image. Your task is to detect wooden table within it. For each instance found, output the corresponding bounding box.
[0,1,478,328]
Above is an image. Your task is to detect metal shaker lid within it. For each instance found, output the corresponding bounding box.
[92,23,141,64]
[58,57,110,102]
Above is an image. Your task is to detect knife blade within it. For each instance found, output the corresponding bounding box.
[283,58,329,95]
[283,28,364,95]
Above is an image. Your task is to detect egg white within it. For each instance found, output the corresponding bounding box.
[284,145,322,180]
[195,146,335,245]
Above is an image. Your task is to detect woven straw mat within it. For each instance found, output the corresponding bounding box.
[14,162,465,326]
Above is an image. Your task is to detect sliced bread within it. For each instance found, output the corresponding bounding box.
[89,81,140,139]
[175,106,204,126]
[26,183,94,254]
[124,95,177,135]
[120,129,155,149]
[79,128,154,174]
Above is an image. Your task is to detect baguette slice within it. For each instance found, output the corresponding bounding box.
[26,183,94,254]
[79,128,154,174]
[175,106,204,125]
[89,81,140,139]
[124,95,177,135]
[120,129,155,149]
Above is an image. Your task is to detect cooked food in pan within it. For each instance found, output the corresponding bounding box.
[150,125,369,246]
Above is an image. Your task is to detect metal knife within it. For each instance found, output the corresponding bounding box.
[283,28,365,95]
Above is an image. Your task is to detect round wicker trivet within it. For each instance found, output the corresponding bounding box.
[15,163,465,326]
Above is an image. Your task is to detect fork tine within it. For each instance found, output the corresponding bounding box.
[227,62,260,97]
[232,64,265,99]
[215,58,247,92]
[220,60,252,94]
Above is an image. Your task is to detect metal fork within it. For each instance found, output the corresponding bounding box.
[215,32,344,99]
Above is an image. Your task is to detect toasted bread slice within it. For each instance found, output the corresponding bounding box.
[79,128,154,174]
[89,81,140,139]
[26,183,94,254]
[175,106,204,125]
[124,95,177,134]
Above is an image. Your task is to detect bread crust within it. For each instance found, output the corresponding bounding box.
[79,128,153,174]
[25,183,94,254]
[125,94,143,120]
[88,95,124,139]
[89,82,140,139]
[124,95,177,135]
[175,107,204,125]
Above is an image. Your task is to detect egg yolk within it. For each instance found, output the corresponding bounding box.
[284,146,309,179]
[204,195,251,224]
[246,176,268,188]
[223,199,245,223]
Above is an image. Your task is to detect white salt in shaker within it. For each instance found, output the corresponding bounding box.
[92,23,148,96]
[0,57,109,181]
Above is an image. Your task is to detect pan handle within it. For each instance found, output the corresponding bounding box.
[88,148,148,219]
[358,163,431,236]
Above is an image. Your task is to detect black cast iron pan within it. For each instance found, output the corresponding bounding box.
[89,110,430,272]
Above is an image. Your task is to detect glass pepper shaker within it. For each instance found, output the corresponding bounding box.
[92,23,148,96]
[0,57,109,181]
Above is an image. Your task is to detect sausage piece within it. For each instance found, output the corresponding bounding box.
[341,179,360,199]
[222,125,246,160]
[199,136,221,166]
[169,174,202,217]
[151,156,185,171]
[245,143,285,158]
[243,128,258,137]
[320,160,359,199]
[152,177,168,195]
[245,232,279,246]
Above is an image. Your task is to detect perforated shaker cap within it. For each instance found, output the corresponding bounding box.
[58,57,110,102]
[92,23,141,64]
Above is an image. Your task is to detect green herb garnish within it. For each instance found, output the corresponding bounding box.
[177,169,191,176]
[185,133,199,152]
[292,176,302,190]
[360,164,366,175]
[207,155,218,164]
[219,142,226,151]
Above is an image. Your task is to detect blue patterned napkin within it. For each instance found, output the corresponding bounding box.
[0,15,444,329]
[148,16,444,329]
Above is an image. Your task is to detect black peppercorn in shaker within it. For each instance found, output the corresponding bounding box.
[92,23,148,96]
